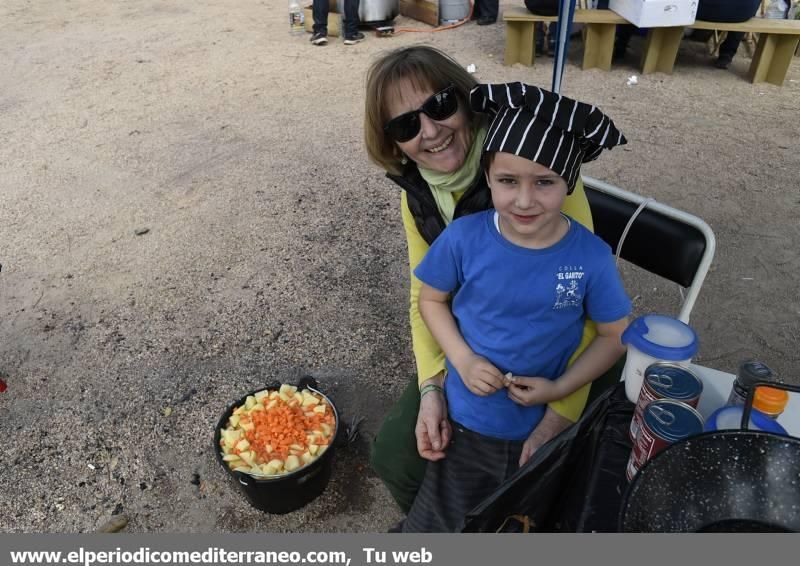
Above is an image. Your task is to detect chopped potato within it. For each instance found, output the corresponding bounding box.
[285,455,300,472]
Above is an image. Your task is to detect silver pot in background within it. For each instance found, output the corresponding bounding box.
[359,0,399,23]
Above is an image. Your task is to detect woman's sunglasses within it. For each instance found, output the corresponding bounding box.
[384,85,459,143]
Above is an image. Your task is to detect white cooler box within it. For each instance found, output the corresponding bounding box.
[609,0,698,27]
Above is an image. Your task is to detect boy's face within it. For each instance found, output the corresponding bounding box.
[486,152,569,248]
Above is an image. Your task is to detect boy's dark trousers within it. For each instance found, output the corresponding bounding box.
[313,0,360,37]
[369,357,626,514]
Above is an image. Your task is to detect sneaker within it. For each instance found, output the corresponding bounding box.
[713,55,732,69]
[343,31,365,45]
[310,32,328,46]
[477,17,496,26]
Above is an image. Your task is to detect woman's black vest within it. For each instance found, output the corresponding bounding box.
[386,163,493,246]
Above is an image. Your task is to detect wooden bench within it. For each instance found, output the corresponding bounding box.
[503,7,800,87]
[503,7,627,70]
[641,18,800,86]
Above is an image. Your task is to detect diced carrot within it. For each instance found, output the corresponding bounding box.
[224,388,335,465]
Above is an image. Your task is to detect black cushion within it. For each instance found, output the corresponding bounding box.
[585,185,707,288]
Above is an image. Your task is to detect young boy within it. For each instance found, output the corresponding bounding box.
[402,82,632,532]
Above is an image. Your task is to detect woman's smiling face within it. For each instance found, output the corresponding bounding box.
[385,78,472,174]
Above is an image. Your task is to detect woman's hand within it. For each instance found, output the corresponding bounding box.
[455,353,506,396]
[507,376,565,406]
[415,388,452,461]
[518,407,573,467]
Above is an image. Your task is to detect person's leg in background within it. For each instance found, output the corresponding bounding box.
[714,31,745,69]
[476,0,500,25]
[548,22,557,53]
[524,1,558,53]
[613,25,635,60]
[311,0,330,45]
[695,0,761,69]
[535,22,546,54]
[533,22,557,55]
[342,0,364,44]
[593,0,634,61]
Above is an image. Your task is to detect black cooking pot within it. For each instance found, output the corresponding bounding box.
[620,382,800,532]
[214,376,341,514]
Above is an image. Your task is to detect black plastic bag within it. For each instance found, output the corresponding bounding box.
[461,383,634,532]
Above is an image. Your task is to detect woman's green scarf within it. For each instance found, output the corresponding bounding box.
[418,127,487,225]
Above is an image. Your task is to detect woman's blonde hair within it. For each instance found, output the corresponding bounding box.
[364,45,479,176]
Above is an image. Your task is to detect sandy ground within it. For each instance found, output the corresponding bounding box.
[1,0,799,533]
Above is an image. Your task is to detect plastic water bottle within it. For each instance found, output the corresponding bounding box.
[764,0,788,19]
[288,0,305,35]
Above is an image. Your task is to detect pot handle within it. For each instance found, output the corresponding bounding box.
[297,375,319,391]
[235,471,252,487]
[741,381,800,430]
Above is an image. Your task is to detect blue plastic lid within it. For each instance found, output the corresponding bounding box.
[621,314,699,361]
[704,405,788,435]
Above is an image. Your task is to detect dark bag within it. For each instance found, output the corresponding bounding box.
[462,383,634,533]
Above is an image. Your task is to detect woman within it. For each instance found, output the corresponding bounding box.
[363,46,601,514]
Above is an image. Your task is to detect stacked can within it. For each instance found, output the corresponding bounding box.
[626,399,704,481]
[629,363,704,442]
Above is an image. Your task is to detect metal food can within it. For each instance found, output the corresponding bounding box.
[629,363,703,442]
[626,399,704,482]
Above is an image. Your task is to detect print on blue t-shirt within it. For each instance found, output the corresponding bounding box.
[415,210,631,441]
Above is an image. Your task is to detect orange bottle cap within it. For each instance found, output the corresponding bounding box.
[753,386,789,416]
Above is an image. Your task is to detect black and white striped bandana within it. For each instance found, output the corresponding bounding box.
[470,82,626,194]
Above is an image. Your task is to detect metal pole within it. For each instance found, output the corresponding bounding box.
[552,0,577,94]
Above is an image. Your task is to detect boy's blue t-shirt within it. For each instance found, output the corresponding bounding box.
[414,210,632,441]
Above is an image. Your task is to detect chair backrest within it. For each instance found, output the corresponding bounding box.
[582,176,716,324]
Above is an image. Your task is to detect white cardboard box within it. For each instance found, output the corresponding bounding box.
[609,0,698,27]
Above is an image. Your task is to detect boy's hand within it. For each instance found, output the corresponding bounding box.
[455,353,506,396]
[507,376,565,406]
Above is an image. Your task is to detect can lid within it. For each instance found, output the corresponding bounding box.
[736,360,777,389]
[643,400,704,442]
[621,315,699,361]
[644,364,703,400]
[753,386,789,415]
